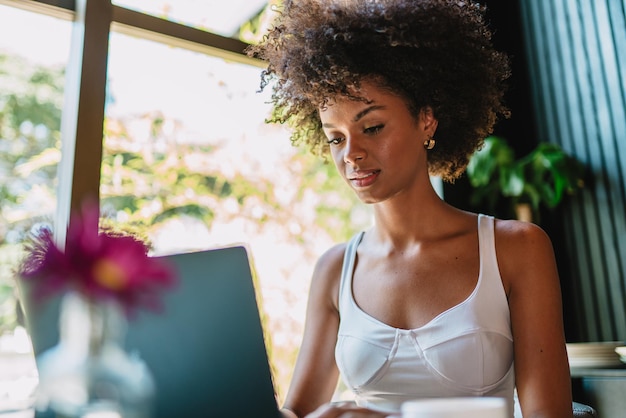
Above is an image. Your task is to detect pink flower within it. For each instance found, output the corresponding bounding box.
[20,201,177,316]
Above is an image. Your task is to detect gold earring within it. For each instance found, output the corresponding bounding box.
[423,136,436,150]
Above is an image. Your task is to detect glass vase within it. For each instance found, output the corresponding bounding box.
[34,292,155,418]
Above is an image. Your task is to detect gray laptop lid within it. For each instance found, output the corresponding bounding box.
[127,245,280,418]
[22,245,281,418]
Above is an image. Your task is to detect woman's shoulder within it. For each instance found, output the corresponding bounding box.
[309,241,349,310]
[492,218,552,249]
[492,218,557,289]
[314,242,347,276]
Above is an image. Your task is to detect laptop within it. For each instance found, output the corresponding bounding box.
[21,245,282,418]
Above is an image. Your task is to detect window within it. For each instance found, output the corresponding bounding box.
[0,0,370,403]
[0,3,72,407]
[112,0,270,40]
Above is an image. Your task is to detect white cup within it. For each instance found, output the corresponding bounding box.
[401,397,507,418]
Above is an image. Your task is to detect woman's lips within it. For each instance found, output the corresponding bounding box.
[348,170,380,187]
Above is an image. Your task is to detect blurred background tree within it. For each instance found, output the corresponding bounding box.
[0,47,369,399]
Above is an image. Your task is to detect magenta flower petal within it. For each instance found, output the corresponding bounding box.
[19,201,178,317]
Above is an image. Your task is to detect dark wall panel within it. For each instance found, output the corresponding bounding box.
[519,0,626,342]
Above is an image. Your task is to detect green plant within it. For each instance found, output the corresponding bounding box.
[466,136,585,222]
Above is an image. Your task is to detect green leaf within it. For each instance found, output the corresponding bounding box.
[500,165,524,196]
[466,136,514,187]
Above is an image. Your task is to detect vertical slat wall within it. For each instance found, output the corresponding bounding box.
[519,0,626,342]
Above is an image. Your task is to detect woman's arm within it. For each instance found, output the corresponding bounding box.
[496,220,573,418]
[280,244,346,417]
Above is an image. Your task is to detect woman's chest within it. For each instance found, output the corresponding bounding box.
[351,243,481,330]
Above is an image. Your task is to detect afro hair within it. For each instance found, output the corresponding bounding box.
[247,0,511,181]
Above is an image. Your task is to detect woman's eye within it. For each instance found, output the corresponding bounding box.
[364,124,384,135]
[326,137,344,145]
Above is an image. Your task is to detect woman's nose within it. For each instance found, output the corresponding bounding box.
[343,137,366,164]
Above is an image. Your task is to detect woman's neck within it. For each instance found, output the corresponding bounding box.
[369,182,466,247]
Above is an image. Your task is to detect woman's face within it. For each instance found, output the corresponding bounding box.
[319,81,437,204]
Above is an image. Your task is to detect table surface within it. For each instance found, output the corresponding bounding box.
[570,366,626,378]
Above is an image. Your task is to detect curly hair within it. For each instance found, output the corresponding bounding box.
[246,0,511,181]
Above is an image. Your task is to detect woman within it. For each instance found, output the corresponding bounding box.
[247,1,573,417]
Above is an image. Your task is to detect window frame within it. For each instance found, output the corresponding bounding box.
[1,0,262,243]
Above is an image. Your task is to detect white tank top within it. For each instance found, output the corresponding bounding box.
[335,214,515,416]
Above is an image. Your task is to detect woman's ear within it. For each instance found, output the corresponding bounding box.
[420,107,438,135]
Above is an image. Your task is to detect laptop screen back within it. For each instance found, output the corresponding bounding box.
[23,245,281,418]
[126,246,280,418]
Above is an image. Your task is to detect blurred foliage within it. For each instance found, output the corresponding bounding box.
[0,49,368,342]
[0,54,63,245]
[0,244,23,334]
[238,0,283,45]
[0,54,65,333]
[466,136,585,222]
[0,6,368,400]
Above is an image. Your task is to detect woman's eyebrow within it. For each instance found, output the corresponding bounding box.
[353,105,385,122]
[321,104,386,129]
